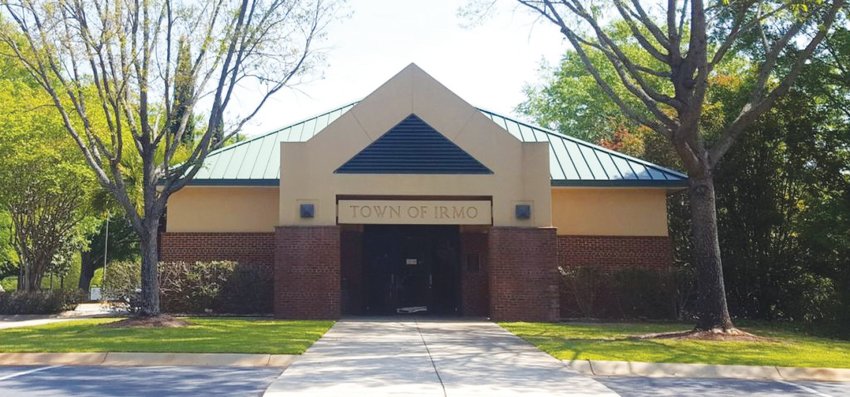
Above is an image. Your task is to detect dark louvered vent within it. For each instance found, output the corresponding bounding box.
[335,114,492,174]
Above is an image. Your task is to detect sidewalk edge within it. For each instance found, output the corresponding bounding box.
[563,359,850,381]
[0,352,296,368]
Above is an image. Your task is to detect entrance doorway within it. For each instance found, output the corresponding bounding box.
[361,225,460,315]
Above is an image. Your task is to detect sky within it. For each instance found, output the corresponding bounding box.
[238,0,570,136]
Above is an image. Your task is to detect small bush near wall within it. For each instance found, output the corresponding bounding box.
[0,290,83,314]
[101,260,272,314]
[559,266,694,320]
[217,264,273,314]
[102,260,143,312]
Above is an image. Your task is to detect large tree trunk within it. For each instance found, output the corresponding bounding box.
[138,222,161,317]
[78,250,95,292]
[18,261,45,292]
[689,172,735,331]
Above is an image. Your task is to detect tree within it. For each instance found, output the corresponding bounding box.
[170,37,196,145]
[0,76,94,291]
[78,215,138,292]
[514,0,845,332]
[0,0,340,315]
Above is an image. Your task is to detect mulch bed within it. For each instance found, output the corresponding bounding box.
[631,328,774,342]
[100,315,189,328]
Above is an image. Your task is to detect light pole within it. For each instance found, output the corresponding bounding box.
[102,213,109,299]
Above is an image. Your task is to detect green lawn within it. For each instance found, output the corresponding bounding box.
[0,317,333,354]
[500,322,850,368]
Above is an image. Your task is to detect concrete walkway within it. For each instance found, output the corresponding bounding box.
[265,318,617,396]
[0,303,125,330]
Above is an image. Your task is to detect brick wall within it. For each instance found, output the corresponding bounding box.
[460,231,489,317]
[557,235,674,318]
[159,232,275,265]
[557,235,673,271]
[274,226,341,319]
[488,227,559,322]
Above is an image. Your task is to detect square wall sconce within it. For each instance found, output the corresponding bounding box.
[515,204,531,220]
[299,203,315,218]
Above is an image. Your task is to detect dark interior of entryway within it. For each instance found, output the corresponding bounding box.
[343,225,462,316]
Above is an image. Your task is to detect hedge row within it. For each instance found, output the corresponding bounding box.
[102,261,272,314]
[0,290,83,314]
[559,266,695,320]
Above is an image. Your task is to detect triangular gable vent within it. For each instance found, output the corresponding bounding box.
[335,114,492,174]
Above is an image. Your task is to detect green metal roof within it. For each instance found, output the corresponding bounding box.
[188,103,687,187]
[190,102,356,185]
[479,109,688,187]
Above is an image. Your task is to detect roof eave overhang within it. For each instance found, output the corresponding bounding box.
[182,179,280,187]
[551,179,689,189]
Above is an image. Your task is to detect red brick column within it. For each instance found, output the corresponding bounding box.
[488,227,559,322]
[274,226,341,319]
[460,231,489,317]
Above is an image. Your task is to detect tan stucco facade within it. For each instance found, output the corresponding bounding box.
[166,185,671,235]
[166,187,278,232]
[278,64,552,228]
[551,187,669,236]
[165,65,672,237]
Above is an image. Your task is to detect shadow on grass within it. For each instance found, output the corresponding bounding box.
[500,321,850,368]
[0,317,334,354]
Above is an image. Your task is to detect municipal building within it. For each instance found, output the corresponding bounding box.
[160,64,687,321]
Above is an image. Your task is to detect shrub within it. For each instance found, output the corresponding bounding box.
[786,272,839,324]
[611,267,677,319]
[558,266,609,318]
[217,264,273,314]
[0,290,83,314]
[101,260,142,312]
[159,261,235,313]
[102,260,272,314]
[559,265,692,320]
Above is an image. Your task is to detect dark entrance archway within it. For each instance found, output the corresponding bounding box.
[356,225,461,315]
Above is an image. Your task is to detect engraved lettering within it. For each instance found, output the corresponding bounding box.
[374,205,387,218]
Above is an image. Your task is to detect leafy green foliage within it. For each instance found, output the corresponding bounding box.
[101,260,142,310]
[521,21,850,332]
[559,266,691,320]
[518,22,671,143]
[0,55,98,291]
[102,260,272,314]
[169,37,196,145]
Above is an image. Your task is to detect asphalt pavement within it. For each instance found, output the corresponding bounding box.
[594,376,850,396]
[0,365,281,396]
[2,364,850,396]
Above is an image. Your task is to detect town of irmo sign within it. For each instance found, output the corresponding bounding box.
[337,200,492,225]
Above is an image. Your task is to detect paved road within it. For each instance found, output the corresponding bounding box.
[0,365,281,396]
[594,376,850,396]
[0,364,849,396]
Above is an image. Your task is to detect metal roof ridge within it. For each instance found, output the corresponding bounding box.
[475,108,688,180]
[204,100,361,158]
